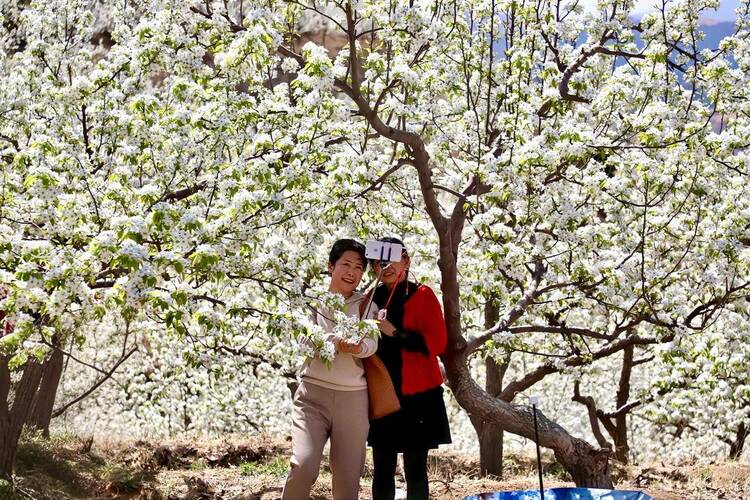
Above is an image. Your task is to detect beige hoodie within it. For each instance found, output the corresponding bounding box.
[301,291,378,391]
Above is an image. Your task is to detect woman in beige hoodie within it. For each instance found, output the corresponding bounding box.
[282,239,378,500]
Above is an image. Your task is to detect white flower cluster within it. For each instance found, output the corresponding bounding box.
[330,310,379,343]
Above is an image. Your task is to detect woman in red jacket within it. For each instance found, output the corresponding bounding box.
[368,237,451,500]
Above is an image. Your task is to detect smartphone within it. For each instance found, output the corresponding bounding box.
[365,240,403,262]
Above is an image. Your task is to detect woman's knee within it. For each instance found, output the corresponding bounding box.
[289,451,322,482]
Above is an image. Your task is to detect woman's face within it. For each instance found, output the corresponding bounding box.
[328,250,365,297]
[373,254,410,287]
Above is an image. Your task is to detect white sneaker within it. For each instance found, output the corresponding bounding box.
[394,488,407,500]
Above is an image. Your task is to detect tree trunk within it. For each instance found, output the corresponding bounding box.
[0,416,18,482]
[611,426,629,464]
[0,357,45,480]
[477,416,504,477]
[471,299,508,478]
[28,347,64,437]
[432,236,611,486]
[729,422,748,460]
[0,358,14,481]
[471,355,507,477]
[432,244,613,486]
[612,345,633,464]
[443,348,613,488]
[573,345,637,465]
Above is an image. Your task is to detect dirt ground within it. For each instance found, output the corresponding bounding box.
[6,433,750,499]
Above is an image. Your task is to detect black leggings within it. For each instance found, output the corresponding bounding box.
[372,447,429,500]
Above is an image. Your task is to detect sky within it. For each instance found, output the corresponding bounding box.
[578,0,740,21]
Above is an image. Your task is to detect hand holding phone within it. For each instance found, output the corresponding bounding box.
[378,318,397,337]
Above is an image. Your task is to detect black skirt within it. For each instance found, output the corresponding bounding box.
[368,386,452,451]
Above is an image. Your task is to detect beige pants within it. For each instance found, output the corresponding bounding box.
[282,381,369,500]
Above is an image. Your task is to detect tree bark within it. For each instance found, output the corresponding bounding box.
[476,406,505,477]
[0,356,13,480]
[572,381,613,450]
[0,357,45,480]
[443,348,613,488]
[28,347,64,437]
[612,345,633,463]
[471,299,508,478]
[572,345,641,465]
[0,420,16,483]
[729,422,748,460]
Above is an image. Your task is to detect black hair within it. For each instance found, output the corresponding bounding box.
[328,239,368,269]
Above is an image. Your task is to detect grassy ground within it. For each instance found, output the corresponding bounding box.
[2,432,749,499]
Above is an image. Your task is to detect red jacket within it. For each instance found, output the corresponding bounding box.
[400,285,447,395]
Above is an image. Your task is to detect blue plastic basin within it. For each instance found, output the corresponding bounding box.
[462,487,653,500]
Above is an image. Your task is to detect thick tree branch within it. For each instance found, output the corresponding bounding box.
[506,325,616,341]
[163,182,208,202]
[343,3,361,90]
[572,381,613,449]
[616,345,634,413]
[467,260,546,352]
[600,400,642,419]
[684,281,750,328]
[500,332,657,400]
[443,349,612,487]
[331,74,447,228]
[557,32,647,105]
[355,159,412,198]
